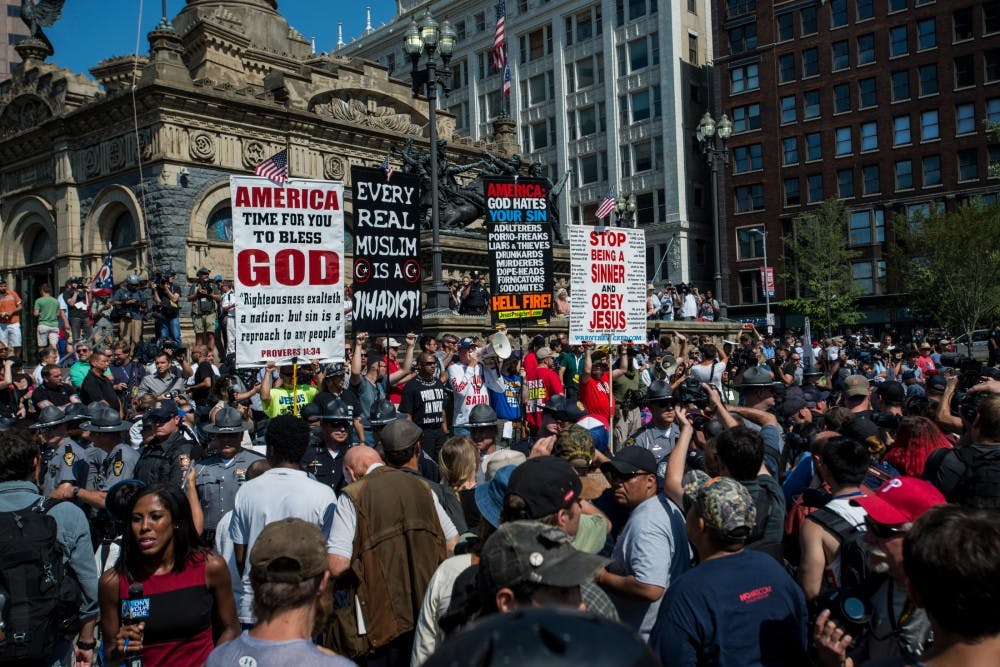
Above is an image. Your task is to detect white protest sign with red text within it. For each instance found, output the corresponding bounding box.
[568,225,646,345]
[230,176,345,366]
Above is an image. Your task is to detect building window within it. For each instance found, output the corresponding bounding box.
[207,207,233,242]
[455,20,466,41]
[953,8,973,41]
[917,18,937,50]
[834,83,851,113]
[987,1,1000,34]
[808,174,824,202]
[889,0,906,11]
[890,26,908,57]
[729,23,757,53]
[956,103,976,134]
[987,50,1000,82]
[475,12,486,32]
[850,209,878,245]
[895,159,913,189]
[860,121,877,151]
[836,127,852,155]
[989,97,1000,123]
[689,34,699,64]
[838,169,855,198]
[857,0,874,21]
[531,120,552,150]
[830,0,848,28]
[579,154,599,183]
[782,137,799,165]
[915,64,936,96]
[777,13,794,41]
[730,63,760,93]
[806,132,822,160]
[853,261,875,294]
[734,144,764,172]
[802,48,819,77]
[631,90,651,122]
[111,211,138,249]
[737,225,765,258]
[634,141,654,172]
[891,71,910,101]
[920,110,939,141]
[862,165,880,194]
[857,34,875,65]
[528,73,549,105]
[955,54,975,88]
[781,95,797,123]
[628,37,649,70]
[832,41,850,71]
[801,6,817,34]
[803,90,820,119]
[858,78,876,108]
[893,115,911,146]
[731,103,761,132]
[958,149,979,181]
[923,154,942,186]
[784,177,801,206]
[735,184,765,213]
[779,54,796,83]
[739,270,762,304]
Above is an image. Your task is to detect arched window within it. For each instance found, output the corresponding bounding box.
[111,211,137,250]
[24,227,55,265]
[207,206,233,242]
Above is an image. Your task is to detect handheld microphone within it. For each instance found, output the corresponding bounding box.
[121,583,150,667]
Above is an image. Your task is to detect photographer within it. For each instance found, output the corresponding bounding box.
[924,388,1000,509]
[111,274,148,347]
[458,271,489,316]
[63,276,92,345]
[188,267,221,351]
[150,268,182,343]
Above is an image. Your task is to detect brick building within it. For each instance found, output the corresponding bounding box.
[713,0,1000,327]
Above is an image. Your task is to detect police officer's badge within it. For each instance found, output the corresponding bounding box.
[236,469,246,483]
[113,459,124,476]
[63,448,75,466]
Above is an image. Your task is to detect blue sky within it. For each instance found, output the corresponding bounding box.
[45,0,398,77]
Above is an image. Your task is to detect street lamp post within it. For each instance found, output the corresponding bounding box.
[614,193,637,228]
[696,112,733,318]
[751,228,772,335]
[404,11,456,311]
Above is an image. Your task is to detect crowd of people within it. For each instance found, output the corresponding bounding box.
[1,313,999,667]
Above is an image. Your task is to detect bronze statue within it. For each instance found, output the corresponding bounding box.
[20,0,66,53]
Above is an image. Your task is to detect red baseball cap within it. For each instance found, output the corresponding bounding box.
[851,476,946,526]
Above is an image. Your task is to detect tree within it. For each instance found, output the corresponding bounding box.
[889,199,1000,351]
[781,199,862,335]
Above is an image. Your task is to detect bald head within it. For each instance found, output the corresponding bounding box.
[344,445,383,483]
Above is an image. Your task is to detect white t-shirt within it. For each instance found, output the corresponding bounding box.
[822,497,868,589]
[229,468,338,623]
[688,361,726,394]
[214,511,242,616]
[447,363,489,427]
[681,294,698,318]
[410,554,474,667]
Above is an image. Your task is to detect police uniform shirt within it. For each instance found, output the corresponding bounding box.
[195,448,265,533]
[95,443,140,492]
[622,422,681,462]
[301,445,347,494]
[41,437,91,496]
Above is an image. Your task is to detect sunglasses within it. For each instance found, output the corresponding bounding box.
[421,361,437,366]
[322,420,349,428]
[864,517,907,540]
[143,416,171,425]
[606,470,642,484]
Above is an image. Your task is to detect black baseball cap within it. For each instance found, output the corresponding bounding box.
[505,457,582,518]
[600,446,658,477]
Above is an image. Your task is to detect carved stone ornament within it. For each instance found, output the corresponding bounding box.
[310,94,422,136]
[107,137,125,170]
[323,155,343,180]
[83,147,100,177]
[138,129,154,161]
[243,141,266,169]
[189,131,217,162]
[0,96,53,139]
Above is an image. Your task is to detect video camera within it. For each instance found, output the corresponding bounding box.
[675,377,710,409]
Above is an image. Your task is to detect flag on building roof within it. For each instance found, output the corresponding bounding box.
[254,148,289,184]
[90,246,114,297]
[493,1,507,73]
[381,153,394,181]
[595,187,617,221]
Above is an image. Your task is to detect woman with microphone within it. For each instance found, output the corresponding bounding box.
[99,482,240,666]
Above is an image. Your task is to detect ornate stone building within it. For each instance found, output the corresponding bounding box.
[0,0,501,339]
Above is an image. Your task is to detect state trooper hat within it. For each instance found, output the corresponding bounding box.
[203,406,252,435]
[30,406,75,430]
[468,404,498,428]
[738,365,779,388]
[319,396,353,422]
[81,404,133,433]
[367,399,399,428]
[645,380,674,403]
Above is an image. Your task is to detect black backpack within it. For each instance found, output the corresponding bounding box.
[806,506,874,594]
[0,498,82,665]
[745,486,785,563]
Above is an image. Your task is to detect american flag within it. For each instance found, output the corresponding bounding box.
[595,187,617,220]
[381,153,394,181]
[254,149,289,184]
[493,1,507,72]
[502,61,512,96]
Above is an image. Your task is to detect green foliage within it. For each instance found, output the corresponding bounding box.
[889,199,1000,345]
[781,199,862,335]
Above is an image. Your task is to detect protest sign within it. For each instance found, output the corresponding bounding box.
[484,177,553,325]
[230,176,345,365]
[350,166,422,334]
[568,225,646,344]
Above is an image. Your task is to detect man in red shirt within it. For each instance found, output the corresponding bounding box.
[578,346,628,431]
[524,346,564,434]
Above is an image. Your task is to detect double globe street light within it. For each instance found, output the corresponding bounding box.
[696,111,733,318]
[404,10,456,311]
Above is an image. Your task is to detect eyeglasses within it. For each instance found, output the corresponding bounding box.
[76,347,89,353]
[864,517,907,540]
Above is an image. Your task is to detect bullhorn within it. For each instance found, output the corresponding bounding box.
[485,331,513,360]
[658,353,679,379]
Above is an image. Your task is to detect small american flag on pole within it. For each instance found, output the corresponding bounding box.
[381,153,394,181]
[254,149,289,184]
[595,187,617,221]
[493,1,507,72]
[502,60,512,96]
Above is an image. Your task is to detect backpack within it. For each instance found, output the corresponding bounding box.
[934,446,1000,510]
[806,506,874,594]
[0,498,82,665]
[745,485,785,563]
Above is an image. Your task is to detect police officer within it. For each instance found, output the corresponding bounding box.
[302,396,353,493]
[29,405,93,500]
[621,380,680,464]
[194,405,263,542]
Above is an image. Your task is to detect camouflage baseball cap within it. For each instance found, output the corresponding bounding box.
[552,425,595,469]
[690,476,757,544]
[476,520,608,596]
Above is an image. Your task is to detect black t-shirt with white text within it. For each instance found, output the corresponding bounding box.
[399,377,447,428]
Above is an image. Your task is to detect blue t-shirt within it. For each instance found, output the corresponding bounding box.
[650,549,808,667]
[488,372,522,420]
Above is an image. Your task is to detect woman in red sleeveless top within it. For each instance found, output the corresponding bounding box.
[99,483,240,666]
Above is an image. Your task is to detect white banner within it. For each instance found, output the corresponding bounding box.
[230,176,345,366]
[568,225,646,344]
